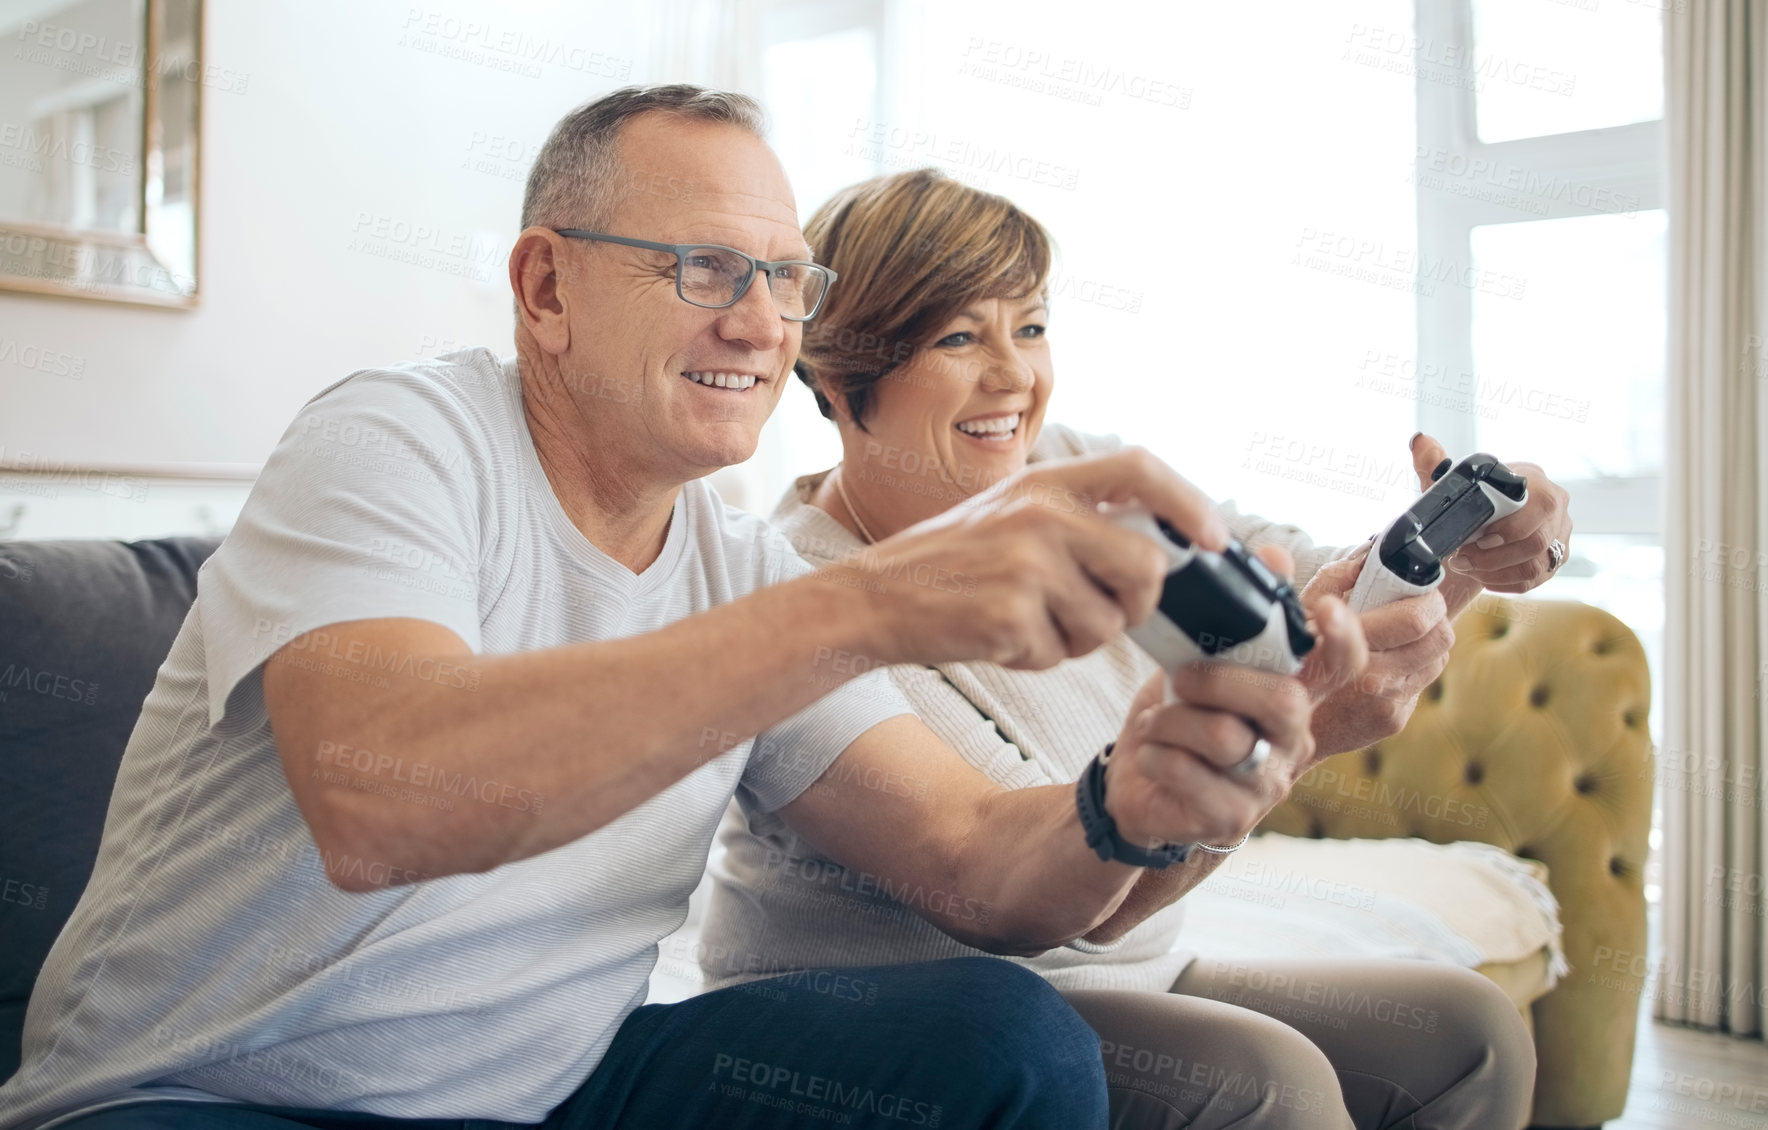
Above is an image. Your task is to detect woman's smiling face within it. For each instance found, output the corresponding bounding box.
[855,294,1054,498]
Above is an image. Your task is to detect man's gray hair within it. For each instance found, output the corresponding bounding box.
[521,84,768,232]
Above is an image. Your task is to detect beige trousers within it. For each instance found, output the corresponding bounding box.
[1062,959,1536,1129]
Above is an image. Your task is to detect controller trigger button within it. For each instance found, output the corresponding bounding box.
[1431,457,1452,482]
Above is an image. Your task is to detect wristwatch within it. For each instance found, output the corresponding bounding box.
[1075,743,1194,869]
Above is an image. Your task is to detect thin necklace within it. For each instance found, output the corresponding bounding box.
[833,464,881,545]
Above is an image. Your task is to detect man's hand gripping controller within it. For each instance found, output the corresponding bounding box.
[1106,509,1316,693]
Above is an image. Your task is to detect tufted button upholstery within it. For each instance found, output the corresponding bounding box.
[1261,598,1652,1129]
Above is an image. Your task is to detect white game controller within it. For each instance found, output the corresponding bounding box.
[1346,453,1528,613]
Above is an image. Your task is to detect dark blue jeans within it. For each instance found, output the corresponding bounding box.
[57,957,1106,1130]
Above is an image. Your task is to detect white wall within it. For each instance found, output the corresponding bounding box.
[0,0,657,472]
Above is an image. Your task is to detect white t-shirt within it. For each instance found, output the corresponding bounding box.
[0,349,911,1130]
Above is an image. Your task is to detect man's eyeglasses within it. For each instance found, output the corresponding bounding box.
[552,230,837,322]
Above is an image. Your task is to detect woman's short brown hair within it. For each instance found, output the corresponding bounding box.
[795,169,1053,429]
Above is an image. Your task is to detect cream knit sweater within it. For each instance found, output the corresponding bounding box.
[700,424,1344,993]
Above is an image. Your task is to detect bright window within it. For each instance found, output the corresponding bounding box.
[763,26,879,225]
[1470,0,1664,142]
[1412,0,1664,747]
[1468,210,1667,482]
[759,0,1421,548]
[752,2,1666,688]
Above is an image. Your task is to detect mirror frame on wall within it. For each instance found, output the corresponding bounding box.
[0,0,203,310]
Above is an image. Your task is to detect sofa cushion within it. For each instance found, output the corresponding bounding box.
[0,537,220,1079]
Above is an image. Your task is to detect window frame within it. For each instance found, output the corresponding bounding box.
[1412,0,1664,536]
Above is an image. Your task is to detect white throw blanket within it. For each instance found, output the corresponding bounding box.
[654,835,1569,1005]
[1180,835,1568,986]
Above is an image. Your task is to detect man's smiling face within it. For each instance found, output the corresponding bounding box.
[555,114,806,480]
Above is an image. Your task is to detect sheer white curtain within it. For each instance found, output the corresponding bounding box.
[645,0,764,94]
[1658,0,1768,1038]
[642,0,770,509]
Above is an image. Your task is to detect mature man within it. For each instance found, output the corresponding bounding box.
[0,86,1383,1130]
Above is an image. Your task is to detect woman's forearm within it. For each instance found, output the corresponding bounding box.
[934,782,1146,956]
[1080,850,1231,945]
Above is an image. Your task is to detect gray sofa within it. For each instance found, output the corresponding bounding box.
[0,537,223,1081]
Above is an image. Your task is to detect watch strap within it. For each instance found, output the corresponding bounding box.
[1075,743,1193,869]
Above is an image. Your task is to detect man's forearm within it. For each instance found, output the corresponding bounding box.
[279,566,890,885]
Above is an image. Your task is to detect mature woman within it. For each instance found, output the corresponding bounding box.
[702,169,1571,1129]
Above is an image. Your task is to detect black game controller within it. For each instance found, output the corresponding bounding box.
[1108,509,1316,680]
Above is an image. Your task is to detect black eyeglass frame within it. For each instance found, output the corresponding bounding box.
[551,229,838,322]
